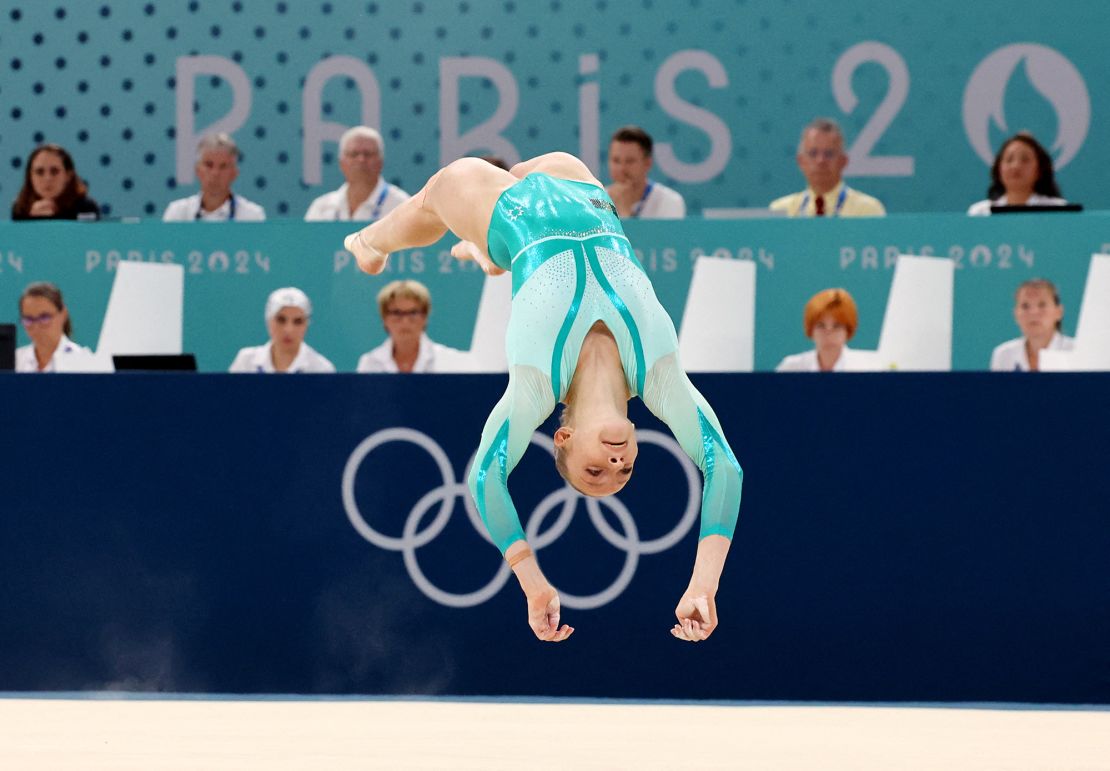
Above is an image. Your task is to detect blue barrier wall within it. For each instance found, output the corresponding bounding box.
[1,373,1108,702]
[2,214,1108,371]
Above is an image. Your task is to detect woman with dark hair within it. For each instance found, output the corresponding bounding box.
[15,282,95,372]
[967,133,1067,216]
[11,144,100,221]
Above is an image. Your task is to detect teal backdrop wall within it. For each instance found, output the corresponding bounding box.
[0,1,1106,216]
[1,213,1105,371]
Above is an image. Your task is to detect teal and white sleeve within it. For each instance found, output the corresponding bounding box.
[641,353,743,540]
[467,366,557,554]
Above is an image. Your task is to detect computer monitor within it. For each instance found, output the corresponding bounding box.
[111,354,198,372]
[0,323,15,371]
[990,203,1084,214]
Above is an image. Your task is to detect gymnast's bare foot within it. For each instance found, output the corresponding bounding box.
[344,229,390,275]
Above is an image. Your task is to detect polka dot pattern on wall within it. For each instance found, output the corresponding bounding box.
[0,1,1104,214]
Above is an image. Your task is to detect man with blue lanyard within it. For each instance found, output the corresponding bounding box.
[304,126,411,222]
[162,133,266,222]
[770,117,886,218]
[606,125,686,219]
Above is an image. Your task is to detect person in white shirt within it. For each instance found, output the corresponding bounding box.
[162,133,266,222]
[357,280,462,373]
[304,126,411,222]
[769,118,886,218]
[605,125,685,219]
[776,288,859,372]
[229,287,335,373]
[990,278,1074,371]
[967,133,1068,216]
[15,281,95,372]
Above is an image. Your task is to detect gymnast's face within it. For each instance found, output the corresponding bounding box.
[555,418,638,497]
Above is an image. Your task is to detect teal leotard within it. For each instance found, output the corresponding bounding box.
[468,173,742,553]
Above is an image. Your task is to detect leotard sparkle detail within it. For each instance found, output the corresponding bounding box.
[468,173,742,553]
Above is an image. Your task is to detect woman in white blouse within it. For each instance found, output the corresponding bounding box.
[990,278,1073,371]
[229,287,336,373]
[967,133,1067,216]
[15,282,95,372]
[776,288,859,372]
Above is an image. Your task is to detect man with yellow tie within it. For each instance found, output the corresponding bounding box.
[770,118,886,218]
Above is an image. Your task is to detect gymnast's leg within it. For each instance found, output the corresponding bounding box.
[344,157,517,275]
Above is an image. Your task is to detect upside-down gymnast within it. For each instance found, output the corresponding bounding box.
[344,152,742,643]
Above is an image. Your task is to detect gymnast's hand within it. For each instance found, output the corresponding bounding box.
[450,240,506,276]
[671,591,718,642]
[526,584,574,642]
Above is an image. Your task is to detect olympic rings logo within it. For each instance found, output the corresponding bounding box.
[341,427,700,609]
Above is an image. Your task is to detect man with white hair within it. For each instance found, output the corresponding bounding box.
[163,133,266,221]
[304,126,411,221]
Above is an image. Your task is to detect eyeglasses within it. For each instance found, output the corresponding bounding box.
[21,313,57,327]
[385,309,425,319]
[803,149,842,162]
[32,166,65,177]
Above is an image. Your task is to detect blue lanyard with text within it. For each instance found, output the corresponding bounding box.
[631,181,654,218]
[370,185,389,220]
[797,186,848,217]
[197,195,236,221]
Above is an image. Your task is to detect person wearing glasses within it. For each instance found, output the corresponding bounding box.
[11,144,100,221]
[770,118,886,217]
[344,152,742,644]
[15,282,95,372]
[305,126,410,221]
[356,280,461,373]
[162,133,266,222]
[229,287,335,373]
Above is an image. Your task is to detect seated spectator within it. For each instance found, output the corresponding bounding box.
[229,287,335,373]
[305,126,410,221]
[770,118,885,217]
[163,133,265,221]
[967,133,1067,216]
[776,288,858,372]
[357,280,462,373]
[15,282,94,372]
[605,125,685,219]
[11,144,100,221]
[990,278,1073,371]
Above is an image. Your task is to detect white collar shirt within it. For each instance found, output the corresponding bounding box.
[162,193,267,222]
[228,341,336,373]
[990,332,1074,371]
[357,333,455,373]
[775,346,852,372]
[15,335,92,373]
[304,178,411,222]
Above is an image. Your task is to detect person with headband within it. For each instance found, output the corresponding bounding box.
[990,278,1073,371]
[15,282,95,372]
[229,287,336,373]
[776,288,859,372]
[344,151,742,644]
[163,133,266,222]
[305,126,411,222]
[357,279,462,373]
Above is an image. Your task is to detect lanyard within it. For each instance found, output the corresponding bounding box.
[197,194,236,221]
[797,186,848,217]
[370,185,389,220]
[630,181,654,218]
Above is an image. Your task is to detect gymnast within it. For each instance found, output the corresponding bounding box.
[344,152,742,643]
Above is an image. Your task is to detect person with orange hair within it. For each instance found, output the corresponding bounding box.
[776,288,859,372]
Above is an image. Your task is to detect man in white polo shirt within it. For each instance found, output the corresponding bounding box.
[162,133,266,222]
[305,126,411,222]
[605,125,686,219]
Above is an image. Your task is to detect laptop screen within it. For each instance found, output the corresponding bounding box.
[0,324,15,371]
[111,354,198,372]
